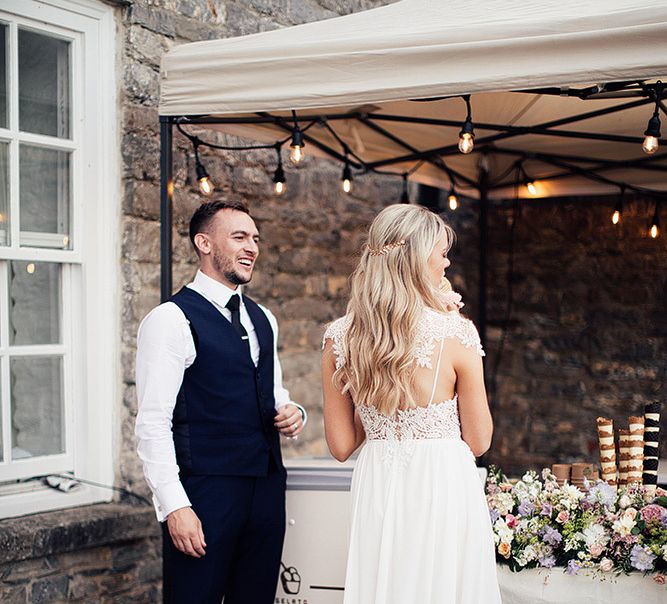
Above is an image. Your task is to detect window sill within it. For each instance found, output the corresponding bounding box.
[0,502,158,565]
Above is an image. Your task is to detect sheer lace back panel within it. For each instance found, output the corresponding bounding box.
[322,308,485,442]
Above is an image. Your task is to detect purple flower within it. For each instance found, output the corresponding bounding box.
[539,555,556,568]
[630,544,656,572]
[540,503,553,517]
[518,500,535,516]
[489,508,500,523]
[585,482,616,509]
[566,560,581,575]
[541,525,562,547]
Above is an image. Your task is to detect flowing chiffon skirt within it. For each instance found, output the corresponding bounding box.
[343,438,502,604]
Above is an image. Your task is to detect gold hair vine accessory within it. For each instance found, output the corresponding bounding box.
[367,239,406,256]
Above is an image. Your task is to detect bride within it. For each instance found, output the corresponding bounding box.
[322,204,501,603]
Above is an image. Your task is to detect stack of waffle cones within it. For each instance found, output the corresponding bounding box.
[596,402,662,489]
[596,418,617,486]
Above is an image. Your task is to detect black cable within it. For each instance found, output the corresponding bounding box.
[41,473,152,506]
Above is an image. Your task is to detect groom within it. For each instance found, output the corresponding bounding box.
[135,199,306,603]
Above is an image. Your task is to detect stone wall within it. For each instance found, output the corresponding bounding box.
[0,504,159,603]
[443,193,667,475]
[119,0,398,490]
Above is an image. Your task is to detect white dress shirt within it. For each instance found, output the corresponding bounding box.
[135,270,306,521]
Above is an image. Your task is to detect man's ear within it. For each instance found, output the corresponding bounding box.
[194,233,210,255]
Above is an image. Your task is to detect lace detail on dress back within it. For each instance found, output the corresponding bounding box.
[322,308,483,459]
[356,397,462,442]
[322,308,485,371]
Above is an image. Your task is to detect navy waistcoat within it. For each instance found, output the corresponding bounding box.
[170,287,283,476]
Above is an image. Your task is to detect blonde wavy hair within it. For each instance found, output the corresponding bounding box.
[333,204,455,416]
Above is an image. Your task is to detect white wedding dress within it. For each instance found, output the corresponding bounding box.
[324,308,501,604]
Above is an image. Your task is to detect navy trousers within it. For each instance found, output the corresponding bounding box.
[163,469,286,604]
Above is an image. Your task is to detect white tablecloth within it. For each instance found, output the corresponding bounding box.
[497,564,666,604]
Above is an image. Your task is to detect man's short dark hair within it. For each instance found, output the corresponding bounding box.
[189,199,251,253]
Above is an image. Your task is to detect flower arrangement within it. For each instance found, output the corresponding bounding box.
[486,467,667,582]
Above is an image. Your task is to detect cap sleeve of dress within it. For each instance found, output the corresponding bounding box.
[455,315,485,357]
[322,316,349,369]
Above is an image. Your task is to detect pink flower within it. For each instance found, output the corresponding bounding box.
[506,514,517,529]
[442,290,464,311]
[640,504,664,523]
[656,487,666,497]
[599,558,613,572]
[556,510,570,524]
[624,507,638,521]
[654,574,666,585]
[589,544,603,558]
[500,483,513,492]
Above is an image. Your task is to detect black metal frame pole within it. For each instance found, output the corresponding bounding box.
[160,117,173,303]
[478,156,489,353]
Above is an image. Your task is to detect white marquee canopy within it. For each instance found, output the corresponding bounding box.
[159,0,667,199]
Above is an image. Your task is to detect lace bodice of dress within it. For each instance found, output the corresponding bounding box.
[323,309,485,442]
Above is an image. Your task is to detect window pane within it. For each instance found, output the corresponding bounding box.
[11,356,64,459]
[19,144,71,248]
[0,24,7,129]
[0,142,8,246]
[19,29,70,138]
[8,261,61,345]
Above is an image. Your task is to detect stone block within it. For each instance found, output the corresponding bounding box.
[122,218,160,263]
[123,61,159,106]
[224,3,279,36]
[0,583,27,604]
[31,575,68,604]
[128,4,176,38]
[278,297,334,323]
[124,179,160,220]
[126,25,167,68]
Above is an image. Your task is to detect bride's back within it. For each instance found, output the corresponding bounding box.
[324,307,484,413]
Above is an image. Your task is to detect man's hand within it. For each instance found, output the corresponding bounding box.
[166,507,207,558]
[275,404,304,438]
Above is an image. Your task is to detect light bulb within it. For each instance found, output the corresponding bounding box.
[643,135,659,155]
[198,176,214,196]
[448,194,458,210]
[342,179,352,193]
[458,132,474,154]
[650,224,659,238]
[26,263,35,274]
[612,210,620,225]
[274,181,285,195]
[289,144,304,165]
[526,181,537,196]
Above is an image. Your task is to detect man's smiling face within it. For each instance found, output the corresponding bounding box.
[198,208,260,288]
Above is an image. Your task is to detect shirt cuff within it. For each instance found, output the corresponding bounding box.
[153,480,192,522]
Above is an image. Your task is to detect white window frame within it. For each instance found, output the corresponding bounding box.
[0,0,118,518]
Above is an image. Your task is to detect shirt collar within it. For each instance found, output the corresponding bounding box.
[191,270,244,310]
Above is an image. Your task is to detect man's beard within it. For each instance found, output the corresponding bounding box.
[212,248,252,285]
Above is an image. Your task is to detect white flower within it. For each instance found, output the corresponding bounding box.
[619,494,632,509]
[562,484,584,502]
[494,519,514,545]
[582,524,609,549]
[495,493,514,516]
[612,514,635,537]
[662,545,667,563]
[523,545,537,562]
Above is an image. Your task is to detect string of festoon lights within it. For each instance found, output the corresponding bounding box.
[178,85,664,233]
